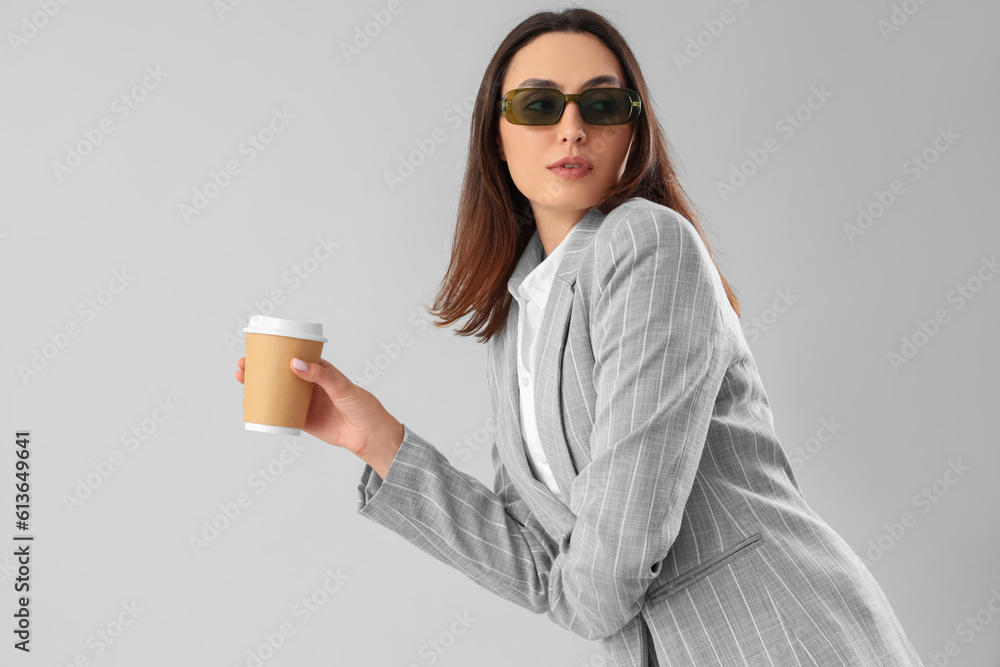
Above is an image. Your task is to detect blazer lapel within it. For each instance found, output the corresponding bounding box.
[533,206,605,494]
[493,206,607,531]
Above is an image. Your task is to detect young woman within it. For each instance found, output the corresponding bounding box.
[236,9,924,666]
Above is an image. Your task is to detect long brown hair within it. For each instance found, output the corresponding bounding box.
[427,8,742,344]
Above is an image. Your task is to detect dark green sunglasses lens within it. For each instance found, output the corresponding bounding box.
[513,90,562,123]
[579,89,636,125]
[507,88,639,125]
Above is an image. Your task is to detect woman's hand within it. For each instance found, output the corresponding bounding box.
[234,356,403,470]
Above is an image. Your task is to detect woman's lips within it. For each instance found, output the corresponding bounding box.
[547,165,593,180]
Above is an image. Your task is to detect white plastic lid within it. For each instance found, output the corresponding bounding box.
[242,315,328,343]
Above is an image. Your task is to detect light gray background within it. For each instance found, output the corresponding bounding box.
[2,0,998,665]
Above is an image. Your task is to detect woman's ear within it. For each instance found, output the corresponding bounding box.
[496,135,506,161]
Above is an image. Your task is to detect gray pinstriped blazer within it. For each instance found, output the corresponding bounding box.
[356,197,924,666]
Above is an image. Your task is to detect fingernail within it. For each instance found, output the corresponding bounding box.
[292,358,307,371]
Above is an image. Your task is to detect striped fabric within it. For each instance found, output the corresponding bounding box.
[356,197,924,666]
[513,221,580,503]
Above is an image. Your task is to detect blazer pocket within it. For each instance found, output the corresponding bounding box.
[646,532,764,604]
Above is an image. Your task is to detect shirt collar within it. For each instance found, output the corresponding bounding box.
[507,205,606,300]
[516,223,579,305]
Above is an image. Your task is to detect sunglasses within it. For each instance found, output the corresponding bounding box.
[499,86,642,126]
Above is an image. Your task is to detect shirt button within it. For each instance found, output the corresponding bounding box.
[539,454,547,464]
[521,376,529,387]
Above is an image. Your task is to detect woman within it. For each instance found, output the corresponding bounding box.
[235,9,924,666]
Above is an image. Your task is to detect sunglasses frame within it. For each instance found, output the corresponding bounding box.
[498,86,642,126]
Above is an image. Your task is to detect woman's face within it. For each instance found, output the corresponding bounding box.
[497,31,636,220]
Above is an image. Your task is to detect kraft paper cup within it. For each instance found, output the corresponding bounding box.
[242,315,328,436]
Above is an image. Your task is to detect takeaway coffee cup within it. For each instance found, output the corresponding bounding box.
[242,315,328,435]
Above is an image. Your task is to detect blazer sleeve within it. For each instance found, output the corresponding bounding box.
[355,425,560,616]
[355,205,733,641]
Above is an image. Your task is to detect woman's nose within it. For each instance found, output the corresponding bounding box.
[557,99,587,138]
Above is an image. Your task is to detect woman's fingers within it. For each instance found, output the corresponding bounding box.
[236,356,351,402]
[290,358,354,401]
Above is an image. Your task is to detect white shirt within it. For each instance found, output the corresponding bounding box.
[513,223,579,503]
